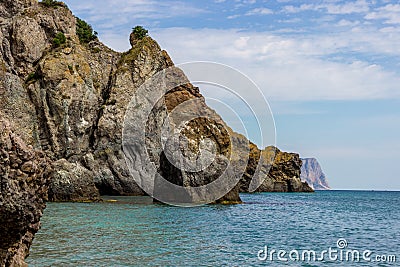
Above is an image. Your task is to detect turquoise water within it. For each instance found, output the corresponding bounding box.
[27,191,399,266]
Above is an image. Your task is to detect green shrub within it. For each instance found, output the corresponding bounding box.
[132,26,148,40]
[53,32,66,47]
[41,0,63,8]
[76,17,98,44]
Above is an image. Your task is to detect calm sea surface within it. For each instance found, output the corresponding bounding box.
[27,191,399,266]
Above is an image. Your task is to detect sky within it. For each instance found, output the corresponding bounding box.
[62,0,400,190]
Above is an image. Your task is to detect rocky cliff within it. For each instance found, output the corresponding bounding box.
[0,0,314,264]
[301,158,331,190]
[0,118,50,267]
[0,0,248,204]
[239,145,313,193]
[0,0,312,202]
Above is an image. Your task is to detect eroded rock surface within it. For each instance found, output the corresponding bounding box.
[0,118,50,267]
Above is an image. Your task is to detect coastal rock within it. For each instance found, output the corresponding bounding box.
[1,0,245,204]
[156,87,244,204]
[0,118,50,267]
[301,158,331,190]
[239,146,314,193]
[0,0,316,263]
[48,159,100,202]
[0,0,315,202]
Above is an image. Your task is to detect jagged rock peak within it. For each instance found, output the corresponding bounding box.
[301,158,331,190]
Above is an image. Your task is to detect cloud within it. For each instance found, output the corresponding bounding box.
[282,0,370,15]
[63,0,400,102]
[282,4,313,14]
[365,4,400,24]
[227,14,241,19]
[324,0,370,14]
[245,7,273,15]
[242,0,257,4]
[277,18,302,24]
[336,19,360,27]
[150,27,400,101]
[65,0,206,30]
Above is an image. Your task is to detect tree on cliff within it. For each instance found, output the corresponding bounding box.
[41,0,63,8]
[76,17,98,44]
[132,26,148,40]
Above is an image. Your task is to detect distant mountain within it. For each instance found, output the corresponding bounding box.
[301,158,331,190]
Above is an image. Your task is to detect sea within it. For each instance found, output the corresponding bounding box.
[27,191,399,267]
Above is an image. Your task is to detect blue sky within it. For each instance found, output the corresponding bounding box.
[63,0,400,190]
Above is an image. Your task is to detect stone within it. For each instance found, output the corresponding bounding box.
[129,32,138,47]
[48,159,100,202]
[11,17,48,64]
[0,118,50,267]
[20,161,35,174]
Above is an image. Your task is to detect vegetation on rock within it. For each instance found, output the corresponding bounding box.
[25,71,42,84]
[132,26,148,40]
[40,0,63,8]
[53,32,66,47]
[76,17,98,44]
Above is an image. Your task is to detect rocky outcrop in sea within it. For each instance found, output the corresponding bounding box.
[239,145,314,193]
[301,158,331,190]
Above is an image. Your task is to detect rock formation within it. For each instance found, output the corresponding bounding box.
[239,145,314,193]
[0,0,314,200]
[0,0,314,264]
[301,158,331,190]
[0,0,248,203]
[0,118,50,267]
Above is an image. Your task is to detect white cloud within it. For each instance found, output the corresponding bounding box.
[301,141,400,160]
[365,4,400,24]
[148,27,400,101]
[277,18,302,24]
[65,0,206,30]
[337,19,360,27]
[242,0,257,4]
[227,14,241,19]
[63,0,400,102]
[246,7,273,15]
[325,0,370,14]
[282,0,370,14]
[378,3,400,12]
[282,4,313,13]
